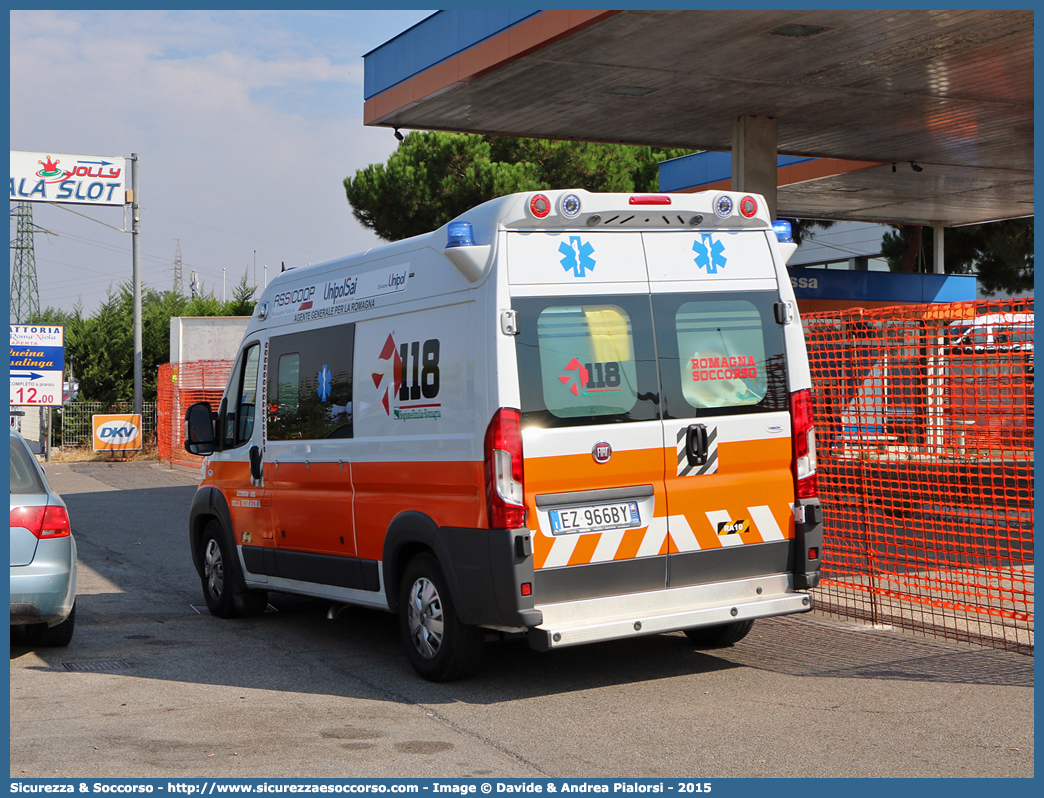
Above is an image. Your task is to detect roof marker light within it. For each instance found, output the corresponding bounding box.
[529,194,551,218]
[561,194,582,217]
[739,195,758,218]
[446,221,475,248]
[629,195,672,205]
[772,220,793,243]
[714,195,733,217]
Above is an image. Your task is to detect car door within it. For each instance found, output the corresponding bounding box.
[265,323,357,564]
[509,230,669,604]
[208,338,273,579]
[644,229,797,586]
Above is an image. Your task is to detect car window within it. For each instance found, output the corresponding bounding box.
[10,437,45,495]
[267,324,355,440]
[513,294,660,429]
[653,291,789,417]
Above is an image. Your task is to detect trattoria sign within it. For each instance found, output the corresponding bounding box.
[10,150,128,206]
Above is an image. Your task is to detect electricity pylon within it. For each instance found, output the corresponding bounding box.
[10,202,41,322]
[173,239,184,294]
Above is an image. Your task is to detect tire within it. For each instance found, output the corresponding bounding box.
[200,520,237,618]
[233,589,270,617]
[26,602,76,647]
[683,619,754,648]
[398,552,484,682]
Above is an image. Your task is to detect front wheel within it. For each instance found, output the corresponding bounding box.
[398,553,484,682]
[683,619,754,648]
[200,521,237,618]
[199,521,268,619]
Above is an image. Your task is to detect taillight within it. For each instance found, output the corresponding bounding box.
[484,408,525,529]
[790,389,818,499]
[10,505,71,539]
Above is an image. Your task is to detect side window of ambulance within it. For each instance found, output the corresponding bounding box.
[223,342,260,449]
[653,292,788,417]
[513,296,659,428]
[267,324,355,440]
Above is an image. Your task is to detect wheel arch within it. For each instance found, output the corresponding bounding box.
[188,486,241,582]
[382,511,461,617]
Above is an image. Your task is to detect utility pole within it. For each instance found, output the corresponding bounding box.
[173,239,184,294]
[10,202,41,322]
[131,153,142,416]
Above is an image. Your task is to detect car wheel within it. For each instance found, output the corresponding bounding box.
[683,619,754,648]
[398,552,484,682]
[26,602,76,647]
[200,520,237,618]
[233,588,269,617]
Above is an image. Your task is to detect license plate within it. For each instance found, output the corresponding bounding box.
[548,501,641,536]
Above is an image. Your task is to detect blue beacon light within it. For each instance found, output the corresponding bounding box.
[772,220,793,243]
[446,221,475,248]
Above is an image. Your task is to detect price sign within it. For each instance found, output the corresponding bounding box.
[10,325,64,407]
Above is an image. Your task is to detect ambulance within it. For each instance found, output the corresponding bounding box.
[184,189,823,681]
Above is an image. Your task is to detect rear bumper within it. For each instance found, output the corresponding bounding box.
[9,536,77,626]
[528,572,811,651]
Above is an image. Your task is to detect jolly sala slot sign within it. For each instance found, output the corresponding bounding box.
[10,150,128,207]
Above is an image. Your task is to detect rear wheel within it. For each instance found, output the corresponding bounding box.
[26,602,76,647]
[398,552,484,682]
[683,619,754,648]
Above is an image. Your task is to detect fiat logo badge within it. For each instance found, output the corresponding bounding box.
[592,441,612,463]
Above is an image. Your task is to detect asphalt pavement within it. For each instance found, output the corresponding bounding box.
[9,460,1034,779]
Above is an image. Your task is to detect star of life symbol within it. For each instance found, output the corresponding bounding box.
[693,234,727,274]
[317,365,332,402]
[559,236,596,277]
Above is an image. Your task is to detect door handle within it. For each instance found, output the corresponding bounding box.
[686,424,708,466]
[249,445,263,482]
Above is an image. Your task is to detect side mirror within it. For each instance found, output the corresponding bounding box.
[184,402,217,455]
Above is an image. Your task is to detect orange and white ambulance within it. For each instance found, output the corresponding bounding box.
[184,189,823,681]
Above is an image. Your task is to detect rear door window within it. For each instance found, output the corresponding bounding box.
[653,291,788,417]
[514,295,660,428]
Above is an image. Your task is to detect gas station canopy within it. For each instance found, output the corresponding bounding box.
[364,10,1033,227]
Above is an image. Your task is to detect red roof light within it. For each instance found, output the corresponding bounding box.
[529,194,551,218]
[629,195,672,206]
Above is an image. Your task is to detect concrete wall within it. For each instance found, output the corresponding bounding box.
[10,406,43,454]
[169,317,251,364]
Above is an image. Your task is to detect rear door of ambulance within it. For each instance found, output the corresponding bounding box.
[643,228,796,587]
[508,230,670,604]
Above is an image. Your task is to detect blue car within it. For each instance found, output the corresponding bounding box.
[10,428,77,646]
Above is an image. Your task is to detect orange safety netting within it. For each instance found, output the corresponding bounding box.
[804,298,1033,653]
[156,360,232,469]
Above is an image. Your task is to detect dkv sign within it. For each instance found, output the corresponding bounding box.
[92,414,143,452]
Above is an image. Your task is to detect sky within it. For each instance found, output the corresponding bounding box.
[10,9,434,317]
